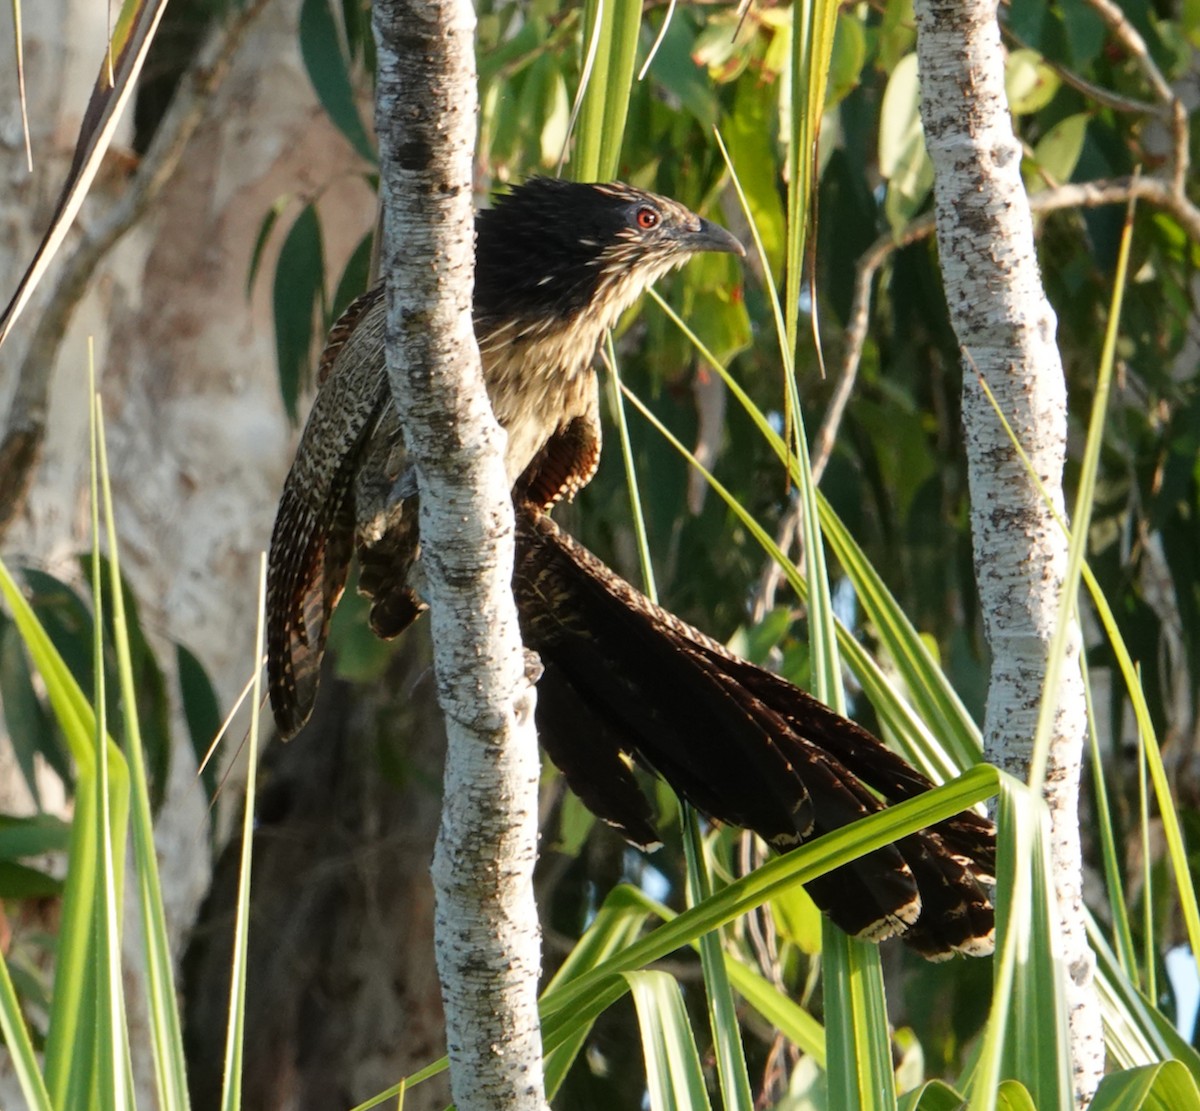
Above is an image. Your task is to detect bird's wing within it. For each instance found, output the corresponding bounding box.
[266,288,391,738]
[513,507,995,959]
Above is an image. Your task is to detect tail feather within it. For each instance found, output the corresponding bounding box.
[266,485,355,739]
[515,508,995,959]
[266,290,392,739]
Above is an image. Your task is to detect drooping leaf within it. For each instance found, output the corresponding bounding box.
[177,642,221,803]
[299,0,376,163]
[273,203,327,422]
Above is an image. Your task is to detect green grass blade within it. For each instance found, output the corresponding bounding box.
[1081,653,1138,984]
[0,944,53,1111]
[96,392,192,1109]
[542,886,653,1097]
[822,926,896,1110]
[626,971,713,1111]
[602,342,657,598]
[572,0,640,181]
[218,556,268,1111]
[595,883,828,1064]
[0,386,128,1108]
[969,776,1071,1111]
[785,0,837,355]
[1089,919,1200,1079]
[683,821,753,1111]
[1089,1060,1200,1111]
[1138,723,1155,1001]
[1027,194,1134,792]
[89,388,130,1110]
[0,588,94,1108]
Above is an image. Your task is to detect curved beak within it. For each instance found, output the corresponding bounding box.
[691,218,746,258]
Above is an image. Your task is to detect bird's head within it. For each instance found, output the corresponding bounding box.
[474,178,744,333]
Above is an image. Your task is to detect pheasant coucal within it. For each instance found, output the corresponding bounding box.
[266,177,995,960]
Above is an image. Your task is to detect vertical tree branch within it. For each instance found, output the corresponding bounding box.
[371,3,548,1109]
[912,0,1103,1103]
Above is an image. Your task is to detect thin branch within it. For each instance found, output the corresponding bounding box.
[1083,0,1174,105]
[0,0,273,539]
[1082,0,1189,190]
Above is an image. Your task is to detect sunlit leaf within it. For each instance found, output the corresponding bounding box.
[1005,49,1060,115]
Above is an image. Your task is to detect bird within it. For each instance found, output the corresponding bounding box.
[265,176,995,960]
[267,178,744,738]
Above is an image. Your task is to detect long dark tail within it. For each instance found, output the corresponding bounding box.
[513,508,995,960]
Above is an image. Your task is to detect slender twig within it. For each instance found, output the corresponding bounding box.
[1002,23,1157,116]
[1082,0,1189,190]
[1084,0,1174,105]
[0,0,274,539]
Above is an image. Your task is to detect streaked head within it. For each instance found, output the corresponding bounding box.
[474,178,744,331]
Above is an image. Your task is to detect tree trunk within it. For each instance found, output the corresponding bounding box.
[372,0,549,1107]
[912,0,1103,1102]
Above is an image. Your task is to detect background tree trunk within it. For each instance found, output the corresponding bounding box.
[913,0,1104,1101]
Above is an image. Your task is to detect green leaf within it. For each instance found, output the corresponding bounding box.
[1090,1060,1200,1111]
[0,814,71,859]
[828,14,866,109]
[1031,112,1089,188]
[0,619,52,806]
[969,778,1072,1111]
[877,0,916,73]
[273,203,326,422]
[647,13,720,128]
[995,1080,1038,1111]
[1005,48,1061,115]
[299,0,376,163]
[626,971,713,1111]
[879,53,933,234]
[723,76,787,279]
[683,820,753,1111]
[898,1079,967,1111]
[331,228,375,323]
[542,886,653,1097]
[0,947,53,1111]
[823,926,896,1111]
[768,880,822,953]
[247,195,289,297]
[0,861,62,898]
[538,56,570,168]
[177,642,221,803]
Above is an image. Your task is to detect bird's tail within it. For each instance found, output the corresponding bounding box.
[513,508,995,960]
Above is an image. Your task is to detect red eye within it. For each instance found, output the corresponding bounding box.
[636,207,660,230]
